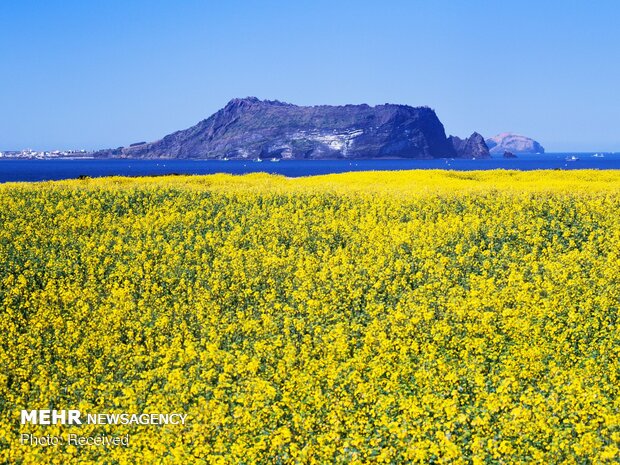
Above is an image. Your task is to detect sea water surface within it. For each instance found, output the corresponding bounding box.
[0,153,619,183]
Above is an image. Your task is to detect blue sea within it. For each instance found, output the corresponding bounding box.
[0,153,619,183]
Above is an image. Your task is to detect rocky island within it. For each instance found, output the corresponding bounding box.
[94,97,490,160]
[486,133,545,155]
[448,132,489,159]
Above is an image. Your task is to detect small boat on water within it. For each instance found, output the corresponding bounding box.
[565,155,579,162]
[254,157,263,162]
[221,157,229,161]
[270,158,280,162]
[592,153,605,158]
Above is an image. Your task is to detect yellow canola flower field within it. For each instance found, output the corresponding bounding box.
[1,170,619,464]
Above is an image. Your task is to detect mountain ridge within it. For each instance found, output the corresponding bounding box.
[94,97,490,160]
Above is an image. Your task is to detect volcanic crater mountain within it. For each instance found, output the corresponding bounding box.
[95,97,490,160]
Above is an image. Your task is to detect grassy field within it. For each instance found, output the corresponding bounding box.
[1,170,619,464]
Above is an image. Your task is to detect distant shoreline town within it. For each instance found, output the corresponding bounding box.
[0,149,91,159]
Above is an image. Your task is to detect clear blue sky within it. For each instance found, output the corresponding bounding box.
[1,0,619,151]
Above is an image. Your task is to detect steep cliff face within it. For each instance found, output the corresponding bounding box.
[486,133,545,154]
[94,97,464,159]
[448,132,490,159]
